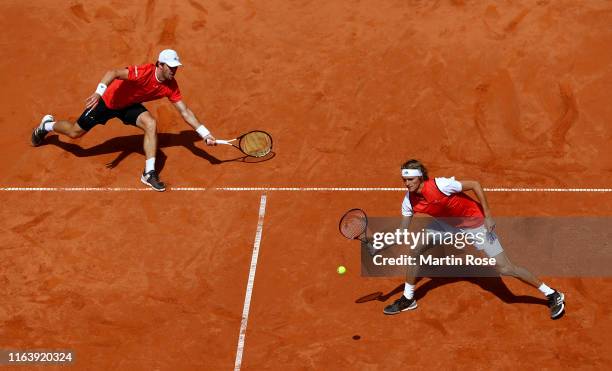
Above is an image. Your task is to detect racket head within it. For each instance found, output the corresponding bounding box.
[339,208,368,241]
[238,131,273,157]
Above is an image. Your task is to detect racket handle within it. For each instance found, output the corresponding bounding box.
[215,139,234,145]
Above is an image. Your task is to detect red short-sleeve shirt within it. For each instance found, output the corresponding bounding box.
[102,63,182,109]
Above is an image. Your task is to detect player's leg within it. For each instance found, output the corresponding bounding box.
[492,251,541,286]
[382,241,428,315]
[52,121,87,139]
[383,221,448,315]
[31,100,113,146]
[479,232,565,319]
[31,116,87,146]
[131,107,165,192]
[134,111,157,161]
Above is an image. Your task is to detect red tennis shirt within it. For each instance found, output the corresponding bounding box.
[102,63,182,109]
[402,178,485,228]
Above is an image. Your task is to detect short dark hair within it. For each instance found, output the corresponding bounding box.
[401,159,428,180]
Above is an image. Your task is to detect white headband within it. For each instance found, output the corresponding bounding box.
[401,169,422,177]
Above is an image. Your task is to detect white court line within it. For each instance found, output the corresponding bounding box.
[218,187,406,191]
[217,187,612,192]
[234,194,267,371]
[0,187,611,192]
[0,187,210,192]
[0,187,152,192]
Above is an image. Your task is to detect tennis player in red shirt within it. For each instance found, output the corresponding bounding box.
[31,49,215,191]
[383,159,565,319]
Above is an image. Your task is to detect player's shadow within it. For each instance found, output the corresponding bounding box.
[356,277,548,307]
[42,131,274,172]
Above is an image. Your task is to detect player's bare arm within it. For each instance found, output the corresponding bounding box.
[459,180,495,232]
[173,100,216,145]
[85,68,129,110]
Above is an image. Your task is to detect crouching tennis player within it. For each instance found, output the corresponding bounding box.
[31,49,216,191]
[383,159,565,319]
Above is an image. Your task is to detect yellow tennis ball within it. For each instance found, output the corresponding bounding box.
[337,266,347,275]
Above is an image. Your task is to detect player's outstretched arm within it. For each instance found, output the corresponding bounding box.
[173,100,216,145]
[85,68,129,110]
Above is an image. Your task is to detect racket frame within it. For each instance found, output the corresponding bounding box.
[338,208,369,242]
[216,130,273,158]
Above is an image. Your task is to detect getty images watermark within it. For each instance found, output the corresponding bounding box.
[370,229,496,267]
[359,216,612,277]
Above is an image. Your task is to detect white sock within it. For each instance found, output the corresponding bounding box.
[538,283,555,296]
[44,122,55,132]
[403,283,415,299]
[145,157,156,173]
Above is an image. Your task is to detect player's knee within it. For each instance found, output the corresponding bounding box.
[142,118,157,133]
[68,128,84,139]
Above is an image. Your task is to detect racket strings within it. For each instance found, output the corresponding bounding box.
[339,212,367,239]
[240,131,273,157]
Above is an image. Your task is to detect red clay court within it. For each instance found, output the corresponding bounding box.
[1,0,612,369]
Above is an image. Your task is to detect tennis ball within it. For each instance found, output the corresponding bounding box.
[337,265,347,275]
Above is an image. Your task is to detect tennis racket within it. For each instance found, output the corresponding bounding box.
[339,208,369,242]
[216,130,273,158]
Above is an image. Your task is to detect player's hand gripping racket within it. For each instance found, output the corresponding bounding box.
[216,130,273,158]
[339,208,369,242]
